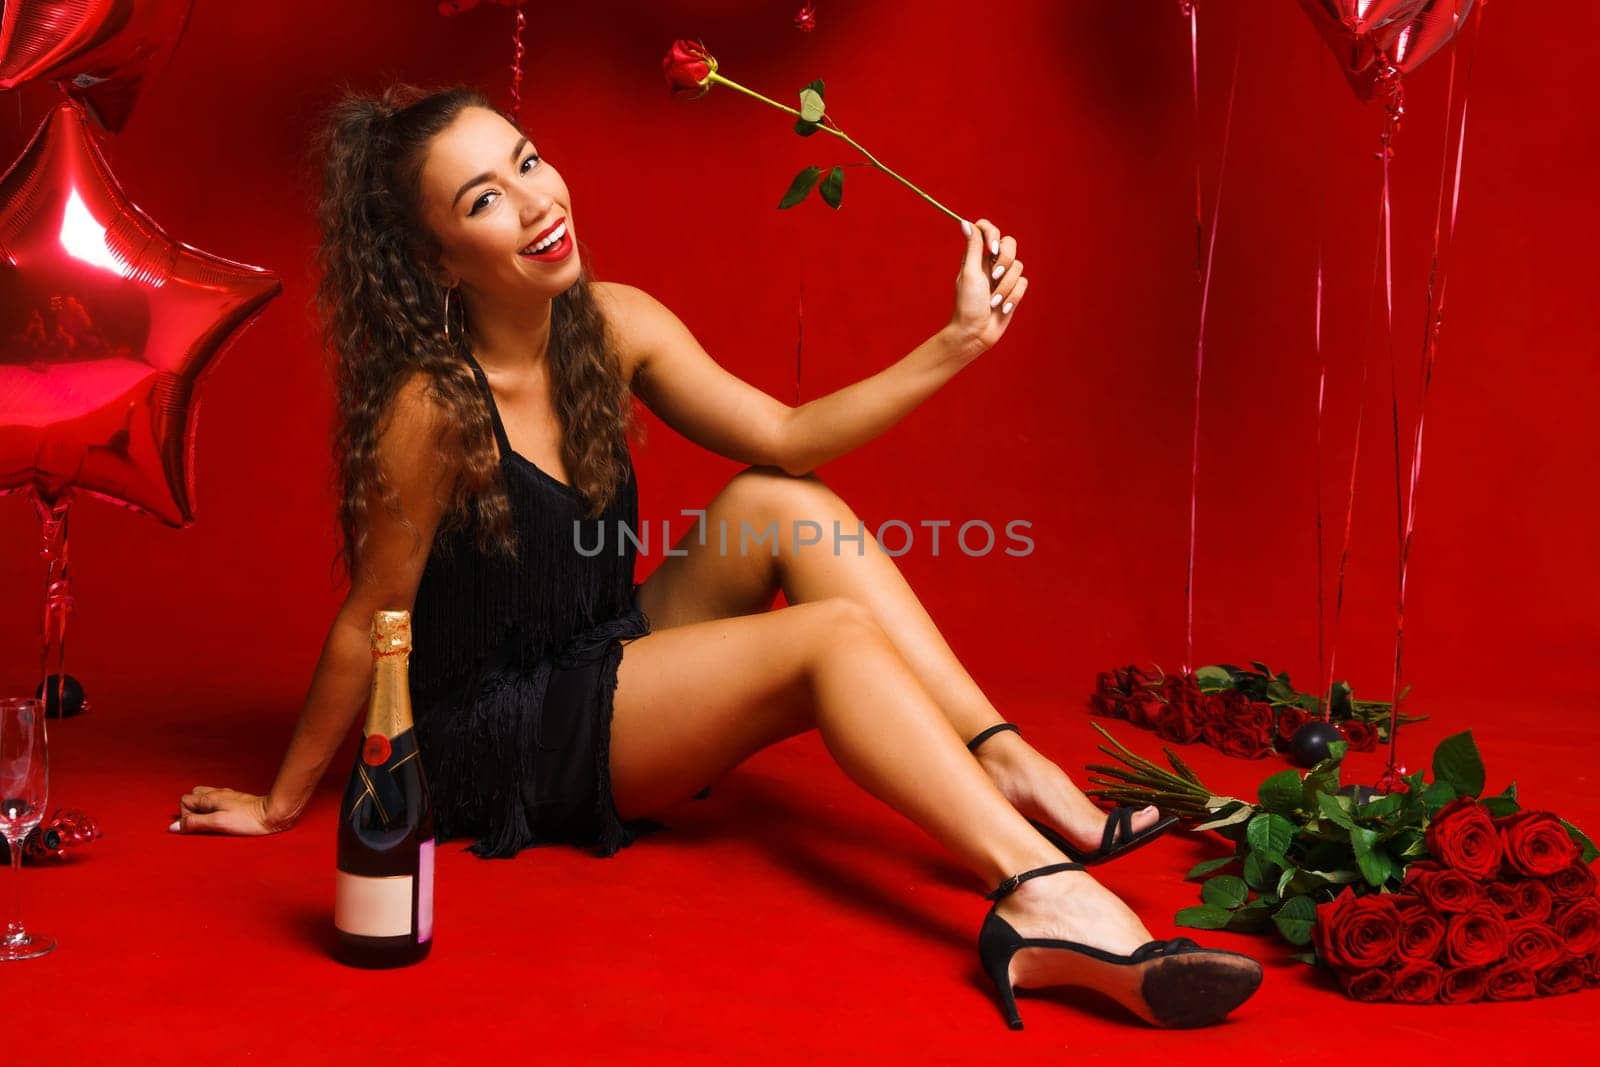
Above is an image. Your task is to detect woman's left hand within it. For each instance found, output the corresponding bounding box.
[947,217,1028,357]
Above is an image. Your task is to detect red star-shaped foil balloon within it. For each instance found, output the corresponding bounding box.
[0,0,195,133]
[0,101,281,527]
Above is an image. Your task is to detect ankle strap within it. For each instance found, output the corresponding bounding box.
[966,721,1020,753]
[985,860,1085,902]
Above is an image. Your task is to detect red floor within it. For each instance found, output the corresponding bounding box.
[8,678,1599,1063]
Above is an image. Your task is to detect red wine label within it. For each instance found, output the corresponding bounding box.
[417,839,434,944]
[361,733,391,766]
[334,872,413,938]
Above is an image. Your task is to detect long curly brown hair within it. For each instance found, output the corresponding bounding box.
[312,83,637,581]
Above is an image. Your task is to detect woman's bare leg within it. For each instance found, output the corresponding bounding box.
[633,466,1157,853]
[609,596,1157,961]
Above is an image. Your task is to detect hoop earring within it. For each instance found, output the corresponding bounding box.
[442,286,456,346]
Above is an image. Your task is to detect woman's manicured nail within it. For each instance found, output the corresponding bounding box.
[168,820,180,833]
[991,262,1004,280]
[990,292,1003,308]
[1002,301,1014,314]
[990,238,999,255]
[961,219,973,237]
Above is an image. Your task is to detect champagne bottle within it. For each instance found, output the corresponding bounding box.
[333,609,434,967]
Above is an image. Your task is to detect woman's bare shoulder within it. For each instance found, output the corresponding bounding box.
[590,279,652,385]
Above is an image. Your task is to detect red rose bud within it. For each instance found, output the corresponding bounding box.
[1395,901,1447,962]
[1547,860,1599,902]
[1485,963,1536,1001]
[1390,962,1443,1003]
[1407,866,1484,914]
[1425,798,1504,879]
[1314,890,1402,972]
[1338,719,1378,752]
[1507,919,1566,972]
[1495,810,1581,878]
[1340,968,1394,1002]
[662,39,719,99]
[1438,965,1489,1004]
[1536,956,1588,996]
[1445,907,1510,968]
[1556,898,1600,955]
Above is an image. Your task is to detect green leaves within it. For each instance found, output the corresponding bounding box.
[792,79,826,136]
[1201,875,1249,910]
[818,165,843,208]
[778,164,843,210]
[1273,896,1317,945]
[1258,771,1303,816]
[1431,731,1486,798]
[1194,665,1231,690]
[778,166,823,208]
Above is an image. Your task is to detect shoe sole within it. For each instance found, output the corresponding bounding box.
[1007,946,1263,1028]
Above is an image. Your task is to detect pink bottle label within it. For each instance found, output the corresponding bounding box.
[417,839,434,943]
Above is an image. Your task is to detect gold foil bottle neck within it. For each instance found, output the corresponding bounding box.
[370,610,412,656]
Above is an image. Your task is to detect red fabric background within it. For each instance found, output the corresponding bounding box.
[2,1,1596,1059]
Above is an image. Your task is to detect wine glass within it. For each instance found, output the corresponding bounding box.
[1,696,55,961]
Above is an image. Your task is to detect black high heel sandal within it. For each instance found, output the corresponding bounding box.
[966,722,1182,866]
[978,861,1263,1030]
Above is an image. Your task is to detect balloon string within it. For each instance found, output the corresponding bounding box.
[1183,38,1240,675]
[1187,1,1202,277]
[1313,49,1328,720]
[1325,188,1387,722]
[1386,0,1483,775]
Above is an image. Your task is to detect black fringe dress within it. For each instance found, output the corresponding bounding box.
[408,350,665,859]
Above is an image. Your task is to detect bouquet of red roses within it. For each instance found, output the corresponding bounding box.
[1088,662,1426,761]
[1315,800,1600,1002]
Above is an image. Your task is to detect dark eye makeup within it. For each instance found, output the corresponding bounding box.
[468,154,540,216]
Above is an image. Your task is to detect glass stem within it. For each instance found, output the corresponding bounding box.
[6,836,23,945]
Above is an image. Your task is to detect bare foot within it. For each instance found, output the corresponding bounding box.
[974,729,1163,854]
[991,866,1155,962]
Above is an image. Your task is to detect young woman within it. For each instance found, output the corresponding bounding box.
[171,84,1262,1030]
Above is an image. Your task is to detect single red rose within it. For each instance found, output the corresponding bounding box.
[1408,866,1485,914]
[1547,860,1599,902]
[1445,907,1510,968]
[1156,701,1204,744]
[1485,881,1517,917]
[1508,878,1554,923]
[1426,797,1504,879]
[1496,810,1581,878]
[1506,919,1566,972]
[1438,965,1488,1004]
[1341,968,1394,1002]
[1124,693,1161,729]
[662,39,718,99]
[1201,713,1228,749]
[1314,891,1402,972]
[1536,955,1588,996]
[1216,689,1249,716]
[1555,898,1600,955]
[1218,723,1275,760]
[1390,962,1443,1004]
[1276,706,1313,745]
[1484,963,1536,1001]
[1160,673,1202,712]
[1394,900,1447,963]
[1338,719,1378,752]
[1112,665,1151,693]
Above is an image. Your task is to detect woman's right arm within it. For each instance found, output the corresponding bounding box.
[172,373,460,836]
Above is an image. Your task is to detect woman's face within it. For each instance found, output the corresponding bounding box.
[419,106,579,301]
